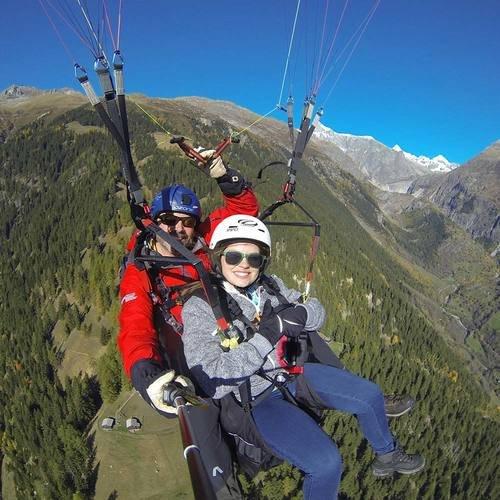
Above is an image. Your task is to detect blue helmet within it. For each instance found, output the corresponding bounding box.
[150,184,201,220]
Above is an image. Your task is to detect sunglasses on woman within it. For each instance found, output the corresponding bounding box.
[222,250,266,268]
[155,213,197,228]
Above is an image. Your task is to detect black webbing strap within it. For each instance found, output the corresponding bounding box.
[93,58,125,141]
[287,95,295,147]
[112,52,144,204]
[222,293,255,340]
[76,61,231,337]
[260,275,289,305]
[75,64,124,151]
[237,369,303,414]
[118,90,144,205]
[284,99,315,193]
[238,380,253,413]
[75,62,143,207]
[238,375,277,413]
[150,268,184,335]
[94,57,143,206]
[141,219,231,334]
[259,199,288,221]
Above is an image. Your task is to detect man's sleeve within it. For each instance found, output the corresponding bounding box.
[199,187,260,245]
[118,264,163,377]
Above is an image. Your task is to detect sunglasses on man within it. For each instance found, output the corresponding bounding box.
[222,250,266,269]
[155,213,197,228]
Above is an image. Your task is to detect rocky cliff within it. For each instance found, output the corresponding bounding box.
[408,142,500,246]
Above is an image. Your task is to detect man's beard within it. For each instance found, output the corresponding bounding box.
[153,233,197,257]
[171,233,196,255]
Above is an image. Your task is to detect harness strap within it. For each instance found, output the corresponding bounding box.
[149,267,191,336]
[222,274,310,404]
[260,275,289,305]
[223,293,256,340]
[125,239,190,336]
[237,370,304,414]
[237,373,281,412]
[238,380,253,413]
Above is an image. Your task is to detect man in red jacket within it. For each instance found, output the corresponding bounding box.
[118,151,415,423]
[118,150,259,417]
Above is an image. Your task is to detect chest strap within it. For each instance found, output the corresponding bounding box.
[150,271,184,335]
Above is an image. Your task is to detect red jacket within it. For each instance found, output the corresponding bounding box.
[118,188,259,377]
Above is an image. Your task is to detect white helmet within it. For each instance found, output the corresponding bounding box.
[209,215,271,252]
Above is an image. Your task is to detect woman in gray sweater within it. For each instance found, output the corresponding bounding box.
[182,215,424,499]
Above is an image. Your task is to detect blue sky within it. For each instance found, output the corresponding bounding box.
[1,0,499,164]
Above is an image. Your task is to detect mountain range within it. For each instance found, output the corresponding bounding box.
[168,93,498,248]
[1,84,497,251]
[314,124,457,192]
[0,84,79,100]
[408,141,500,248]
[0,84,498,499]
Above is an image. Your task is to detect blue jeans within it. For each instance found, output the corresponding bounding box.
[251,363,395,499]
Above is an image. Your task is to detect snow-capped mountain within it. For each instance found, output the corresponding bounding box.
[1,85,79,100]
[408,141,500,244]
[391,144,454,173]
[313,123,457,193]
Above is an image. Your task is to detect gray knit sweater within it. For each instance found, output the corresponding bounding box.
[181,275,325,400]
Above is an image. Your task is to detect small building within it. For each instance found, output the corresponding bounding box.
[101,417,115,431]
[126,417,142,432]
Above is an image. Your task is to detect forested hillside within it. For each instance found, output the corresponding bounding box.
[0,99,498,499]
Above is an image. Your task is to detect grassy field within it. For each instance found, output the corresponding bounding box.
[93,391,193,500]
[60,329,105,378]
[487,311,500,332]
[66,121,105,135]
[50,294,193,499]
[1,456,17,500]
[465,334,485,356]
[54,318,193,498]
[0,93,87,128]
[52,312,106,380]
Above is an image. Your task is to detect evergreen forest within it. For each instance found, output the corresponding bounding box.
[0,99,498,499]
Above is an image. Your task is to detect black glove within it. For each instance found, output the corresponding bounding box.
[131,359,197,417]
[277,304,307,338]
[131,359,165,404]
[129,201,150,229]
[258,299,285,346]
[217,168,248,195]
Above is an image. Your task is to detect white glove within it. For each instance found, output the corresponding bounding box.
[146,370,196,415]
[196,148,227,178]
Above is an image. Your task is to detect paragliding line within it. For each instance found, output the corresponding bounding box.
[278,0,302,107]
[37,0,77,64]
[75,0,109,61]
[39,0,96,56]
[133,101,176,138]
[321,0,381,105]
[233,106,279,137]
[117,0,123,49]
[314,0,351,94]
[313,0,331,93]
